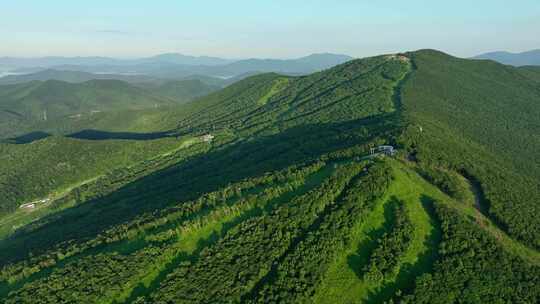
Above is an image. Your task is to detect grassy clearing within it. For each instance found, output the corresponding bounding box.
[106,162,338,304]
[0,160,333,301]
[313,160,444,304]
[257,78,289,105]
[108,208,246,304]
[297,158,540,304]
[312,184,392,304]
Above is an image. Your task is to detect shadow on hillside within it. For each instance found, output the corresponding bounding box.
[0,113,401,265]
[6,131,51,144]
[67,129,176,140]
[347,196,399,280]
[363,194,442,304]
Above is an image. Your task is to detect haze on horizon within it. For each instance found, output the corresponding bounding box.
[1,0,539,59]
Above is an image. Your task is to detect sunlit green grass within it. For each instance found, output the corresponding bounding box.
[314,160,446,304]
[256,77,289,105]
[314,158,540,303]
[105,162,338,303]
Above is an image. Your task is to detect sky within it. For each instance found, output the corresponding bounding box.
[1,0,539,59]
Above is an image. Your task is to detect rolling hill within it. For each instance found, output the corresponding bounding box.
[141,79,220,101]
[0,69,159,86]
[0,79,172,120]
[0,78,219,138]
[0,69,248,88]
[473,49,540,66]
[0,50,539,303]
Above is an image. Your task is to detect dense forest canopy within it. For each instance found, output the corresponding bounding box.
[400,50,540,248]
[0,50,539,303]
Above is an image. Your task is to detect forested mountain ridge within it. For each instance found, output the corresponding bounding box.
[400,50,540,248]
[173,54,407,136]
[0,69,159,86]
[0,50,539,303]
[0,78,213,120]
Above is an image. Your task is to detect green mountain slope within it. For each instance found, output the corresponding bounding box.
[0,80,167,138]
[142,79,220,101]
[0,79,171,120]
[0,78,219,138]
[174,54,407,136]
[518,65,540,83]
[400,50,540,248]
[0,50,539,303]
[0,69,159,85]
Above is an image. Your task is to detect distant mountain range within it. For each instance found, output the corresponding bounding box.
[473,49,540,66]
[0,53,235,68]
[0,53,354,80]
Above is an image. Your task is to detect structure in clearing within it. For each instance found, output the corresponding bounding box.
[19,198,50,210]
[370,145,396,156]
[201,134,215,142]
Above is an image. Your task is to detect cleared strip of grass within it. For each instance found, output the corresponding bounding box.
[110,207,250,304]
[257,78,289,105]
[105,162,338,304]
[361,166,441,303]
[0,160,330,301]
[242,163,368,302]
[313,160,443,304]
[311,180,392,304]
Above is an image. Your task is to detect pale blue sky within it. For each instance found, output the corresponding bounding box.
[1,0,539,58]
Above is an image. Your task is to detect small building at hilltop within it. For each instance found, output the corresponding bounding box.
[202,134,215,142]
